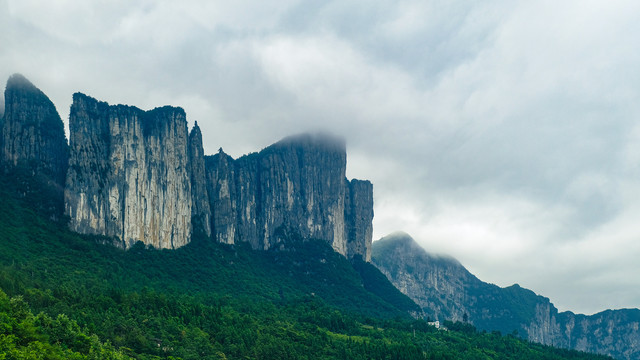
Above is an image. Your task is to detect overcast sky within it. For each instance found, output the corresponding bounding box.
[2,0,640,315]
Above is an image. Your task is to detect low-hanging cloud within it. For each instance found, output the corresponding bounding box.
[2,0,640,314]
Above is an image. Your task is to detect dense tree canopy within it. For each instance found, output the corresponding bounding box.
[0,173,612,359]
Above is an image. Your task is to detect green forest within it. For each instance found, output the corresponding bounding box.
[0,173,613,359]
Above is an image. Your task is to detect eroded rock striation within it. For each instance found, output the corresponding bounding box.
[345,179,374,261]
[205,134,373,259]
[65,93,192,249]
[188,122,212,237]
[372,232,640,360]
[63,91,373,258]
[0,73,375,258]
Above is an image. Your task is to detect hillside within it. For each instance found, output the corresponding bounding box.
[372,232,640,360]
[0,173,613,359]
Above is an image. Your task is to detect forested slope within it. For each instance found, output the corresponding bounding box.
[0,174,612,359]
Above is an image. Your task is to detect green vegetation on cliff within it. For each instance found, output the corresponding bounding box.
[0,173,612,359]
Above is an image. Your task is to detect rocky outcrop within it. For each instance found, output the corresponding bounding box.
[345,179,373,261]
[522,304,640,359]
[560,309,640,359]
[372,232,479,323]
[188,122,211,237]
[5,76,376,258]
[1,74,69,218]
[205,134,373,259]
[205,150,239,245]
[65,93,192,249]
[1,74,68,185]
[372,232,640,360]
[62,92,374,258]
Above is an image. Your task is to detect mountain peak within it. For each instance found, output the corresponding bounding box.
[5,74,58,114]
[373,231,461,265]
[272,132,346,152]
[378,231,416,244]
[6,73,38,93]
[1,73,68,219]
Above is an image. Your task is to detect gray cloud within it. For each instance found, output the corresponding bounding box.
[2,0,640,314]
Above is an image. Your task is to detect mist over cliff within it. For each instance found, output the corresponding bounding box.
[205,134,373,259]
[372,232,640,360]
[0,74,68,219]
[1,74,373,260]
[2,73,636,359]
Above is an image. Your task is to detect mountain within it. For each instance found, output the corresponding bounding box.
[0,74,69,219]
[372,232,640,360]
[205,134,373,259]
[62,89,373,259]
[0,73,620,359]
[0,171,613,359]
[65,93,194,249]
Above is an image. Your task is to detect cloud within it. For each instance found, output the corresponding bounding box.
[2,0,640,314]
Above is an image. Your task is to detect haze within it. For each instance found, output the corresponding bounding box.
[2,0,639,315]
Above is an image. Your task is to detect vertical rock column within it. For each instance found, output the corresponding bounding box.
[256,134,348,251]
[64,94,112,236]
[1,74,68,185]
[1,74,69,218]
[205,133,374,260]
[205,150,239,245]
[188,122,212,237]
[345,179,374,261]
[65,94,192,249]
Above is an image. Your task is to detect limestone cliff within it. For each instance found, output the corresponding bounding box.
[12,76,377,259]
[1,74,68,218]
[65,93,192,249]
[205,150,239,245]
[205,134,373,259]
[345,179,373,261]
[372,232,640,360]
[63,92,374,258]
[188,122,212,237]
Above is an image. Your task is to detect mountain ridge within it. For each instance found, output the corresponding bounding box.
[0,73,632,359]
[372,231,640,360]
[0,169,614,359]
[0,74,373,261]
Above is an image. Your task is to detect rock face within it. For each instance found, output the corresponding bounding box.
[372,232,640,360]
[205,134,373,259]
[345,179,374,261]
[188,122,212,237]
[1,74,68,187]
[205,150,239,245]
[63,91,373,258]
[65,93,192,249]
[1,74,68,218]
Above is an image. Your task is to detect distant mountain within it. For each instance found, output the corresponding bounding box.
[372,232,640,360]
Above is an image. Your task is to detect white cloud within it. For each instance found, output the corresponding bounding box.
[3,0,640,315]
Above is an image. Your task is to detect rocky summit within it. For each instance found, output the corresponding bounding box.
[205,134,373,260]
[1,74,68,186]
[1,74,69,218]
[372,232,640,360]
[0,73,374,259]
